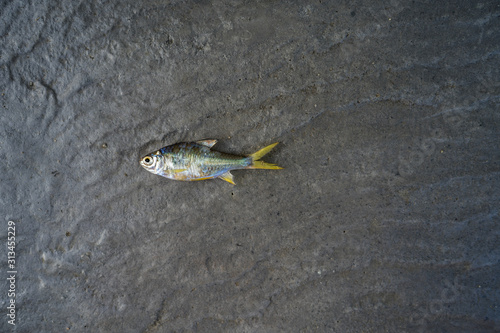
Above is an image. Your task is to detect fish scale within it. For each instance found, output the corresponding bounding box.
[140,139,282,185]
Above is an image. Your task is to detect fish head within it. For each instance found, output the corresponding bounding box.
[140,151,164,175]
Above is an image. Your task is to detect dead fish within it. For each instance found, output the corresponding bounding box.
[140,139,283,185]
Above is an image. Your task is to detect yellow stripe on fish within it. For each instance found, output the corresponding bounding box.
[140,140,283,185]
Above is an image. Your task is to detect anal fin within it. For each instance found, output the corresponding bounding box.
[219,171,235,185]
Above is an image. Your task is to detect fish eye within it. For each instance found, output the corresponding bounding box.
[142,156,154,165]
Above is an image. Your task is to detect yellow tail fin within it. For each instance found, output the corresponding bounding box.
[247,142,283,170]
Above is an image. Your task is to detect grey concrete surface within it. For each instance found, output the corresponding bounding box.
[1,0,499,332]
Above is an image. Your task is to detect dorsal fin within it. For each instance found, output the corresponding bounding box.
[196,139,217,148]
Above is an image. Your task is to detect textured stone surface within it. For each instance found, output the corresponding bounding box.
[1,0,499,332]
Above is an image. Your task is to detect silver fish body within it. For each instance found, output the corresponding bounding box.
[140,139,282,185]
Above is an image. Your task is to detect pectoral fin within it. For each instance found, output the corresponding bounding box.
[218,171,235,185]
[196,139,217,148]
[171,168,188,173]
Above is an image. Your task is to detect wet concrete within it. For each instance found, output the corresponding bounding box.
[1,0,499,332]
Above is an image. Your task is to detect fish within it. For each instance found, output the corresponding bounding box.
[140,139,283,185]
